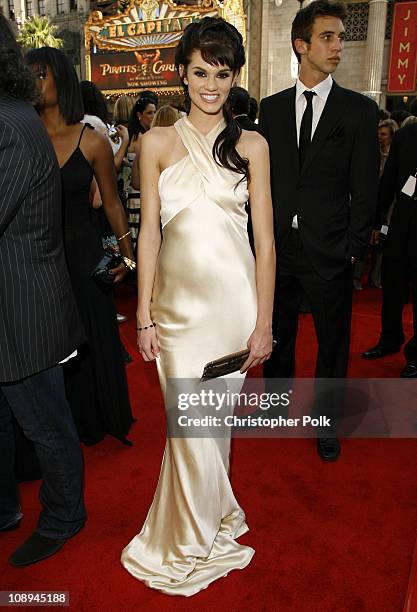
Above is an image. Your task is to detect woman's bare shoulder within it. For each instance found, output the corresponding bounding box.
[141,125,178,151]
[239,128,267,148]
[79,123,113,161]
[238,128,268,160]
[148,125,178,140]
[82,123,109,146]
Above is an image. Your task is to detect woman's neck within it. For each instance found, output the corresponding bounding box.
[187,106,223,136]
[40,105,68,135]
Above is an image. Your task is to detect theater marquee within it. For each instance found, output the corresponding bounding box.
[84,0,246,96]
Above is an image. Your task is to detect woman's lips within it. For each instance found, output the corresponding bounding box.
[200,94,220,103]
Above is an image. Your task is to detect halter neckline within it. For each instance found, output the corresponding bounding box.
[182,116,226,139]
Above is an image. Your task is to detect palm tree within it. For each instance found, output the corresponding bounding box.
[18,16,63,50]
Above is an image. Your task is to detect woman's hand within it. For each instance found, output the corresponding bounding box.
[137,325,160,361]
[115,124,129,144]
[240,325,273,373]
[109,261,128,283]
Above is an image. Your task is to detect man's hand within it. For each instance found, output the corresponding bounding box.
[370,229,380,246]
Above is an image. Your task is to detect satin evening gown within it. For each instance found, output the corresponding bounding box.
[121,117,257,596]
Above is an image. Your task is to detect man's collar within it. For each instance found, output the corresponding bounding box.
[296,74,333,101]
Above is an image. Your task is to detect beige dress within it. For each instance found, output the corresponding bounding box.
[121,116,258,596]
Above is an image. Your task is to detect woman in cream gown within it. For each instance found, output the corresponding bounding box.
[121,17,275,596]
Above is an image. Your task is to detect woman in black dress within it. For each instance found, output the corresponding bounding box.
[127,94,157,149]
[27,47,135,445]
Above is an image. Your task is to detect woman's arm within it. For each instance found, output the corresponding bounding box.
[88,127,129,210]
[87,130,134,281]
[113,125,129,171]
[130,135,143,191]
[240,131,276,372]
[136,130,163,361]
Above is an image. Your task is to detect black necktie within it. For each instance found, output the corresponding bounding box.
[299,90,316,167]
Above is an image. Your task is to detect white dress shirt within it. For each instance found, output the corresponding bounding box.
[292,74,333,228]
[295,74,333,144]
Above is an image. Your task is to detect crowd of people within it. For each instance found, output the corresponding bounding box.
[0,0,416,599]
[361,106,417,376]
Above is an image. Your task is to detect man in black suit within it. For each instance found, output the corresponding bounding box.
[259,1,379,460]
[362,124,417,377]
[0,16,86,565]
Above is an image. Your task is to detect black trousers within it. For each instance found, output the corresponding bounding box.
[264,230,353,379]
[380,247,417,363]
[0,365,86,538]
[263,230,353,433]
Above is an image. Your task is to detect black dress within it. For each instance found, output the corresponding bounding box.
[61,125,133,445]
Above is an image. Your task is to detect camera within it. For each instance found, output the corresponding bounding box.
[108,125,119,142]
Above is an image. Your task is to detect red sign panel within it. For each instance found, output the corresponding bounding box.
[90,47,180,91]
[387,1,417,93]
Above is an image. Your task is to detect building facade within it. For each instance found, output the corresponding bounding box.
[246,0,408,111]
[1,0,89,75]
[1,0,413,111]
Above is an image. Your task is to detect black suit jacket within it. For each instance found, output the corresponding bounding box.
[0,95,85,382]
[259,81,379,280]
[377,123,417,261]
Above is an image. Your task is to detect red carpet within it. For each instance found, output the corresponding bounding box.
[1,287,416,611]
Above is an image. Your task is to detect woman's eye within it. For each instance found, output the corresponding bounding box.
[218,73,230,79]
[194,71,206,77]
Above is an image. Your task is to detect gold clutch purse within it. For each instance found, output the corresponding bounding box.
[201,340,277,381]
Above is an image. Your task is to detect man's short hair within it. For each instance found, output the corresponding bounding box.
[378,119,397,137]
[291,0,347,63]
[248,97,258,122]
[229,86,250,117]
[390,109,411,127]
[378,108,391,121]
